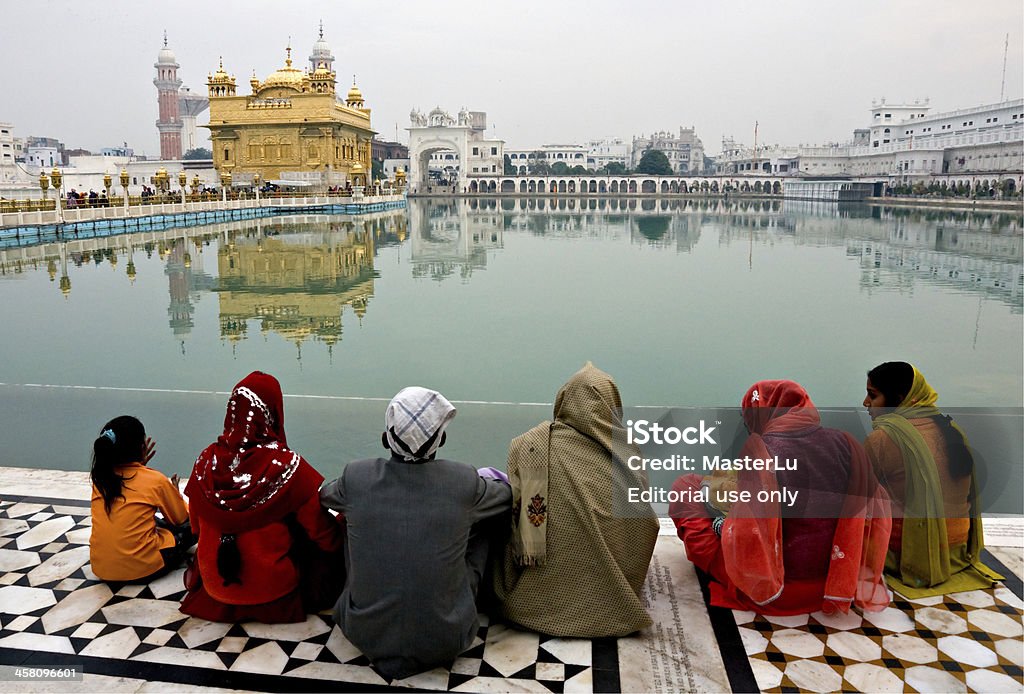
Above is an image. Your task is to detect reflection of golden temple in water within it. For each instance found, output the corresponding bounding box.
[0,211,406,356]
[216,218,379,356]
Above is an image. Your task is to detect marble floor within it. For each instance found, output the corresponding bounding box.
[0,466,1021,693]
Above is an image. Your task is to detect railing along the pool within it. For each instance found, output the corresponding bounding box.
[0,193,407,247]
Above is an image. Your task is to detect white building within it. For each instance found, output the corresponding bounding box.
[505,144,588,174]
[632,127,705,174]
[407,107,505,192]
[717,97,1024,184]
[0,123,21,183]
[587,137,631,171]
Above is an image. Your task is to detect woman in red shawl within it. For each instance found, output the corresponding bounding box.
[669,380,891,615]
[181,371,343,623]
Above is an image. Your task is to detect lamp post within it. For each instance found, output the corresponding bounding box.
[103,174,112,207]
[191,175,201,199]
[120,169,130,211]
[155,167,169,202]
[221,170,232,202]
[51,167,65,223]
[178,171,187,204]
[253,173,261,205]
[39,171,49,214]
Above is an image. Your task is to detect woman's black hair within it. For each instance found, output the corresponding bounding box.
[867,362,973,478]
[91,415,145,515]
[867,361,915,408]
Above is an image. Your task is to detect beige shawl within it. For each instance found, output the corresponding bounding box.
[494,363,660,637]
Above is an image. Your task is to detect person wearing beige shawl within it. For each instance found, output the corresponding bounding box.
[493,363,659,637]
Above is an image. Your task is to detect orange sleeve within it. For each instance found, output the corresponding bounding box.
[152,472,190,526]
[293,492,342,552]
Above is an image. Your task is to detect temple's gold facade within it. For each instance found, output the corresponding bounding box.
[205,34,374,186]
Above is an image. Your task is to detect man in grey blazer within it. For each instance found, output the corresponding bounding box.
[320,386,512,680]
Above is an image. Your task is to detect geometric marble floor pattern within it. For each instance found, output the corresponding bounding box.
[0,494,614,693]
[729,574,1024,693]
[2,486,1022,693]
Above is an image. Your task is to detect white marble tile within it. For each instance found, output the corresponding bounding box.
[914,606,968,634]
[49,505,90,517]
[40,542,66,554]
[749,659,784,690]
[15,516,74,550]
[0,518,29,537]
[41,583,112,633]
[116,584,146,598]
[936,634,998,667]
[392,667,450,690]
[53,577,85,592]
[215,636,249,653]
[0,584,57,614]
[0,673,141,694]
[27,545,90,586]
[771,628,825,658]
[983,517,1024,548]
[135,645,227,670]
[229,640,289,675]
[70,621,106,639]
[562,667,593,694]
[451,677,552,693]
[482,623,540,678]
[0,548,40,572]
[0,467,91,500]
[325,624,363,663]
[731,609,756,624]
[148,567,187,599]
[842,662,904,694]
[988,546,1024,581]
[811,609,862,630]
[80,625,141,659]
[450,657,482,676]
[965,669,1024,694]
[63,527,92,545]
[905,594,945,606]
[0,572,19,584]
[241,613,331,641]
[783,658,842,693]
[862,605,916,632]
[0,631,75,654]
[143,628,174,646]
[284,662,389,687]
[29,513,55,522]
[994,585,1024,610]
[968,607,1024,637]
[80,564,98,581]
[4,615,38,631]
[904,664,967,693]
[4,502,48,518]
[881,633,938,664]
[947,589,996,608]
[540,638,591,666]
[738,626,769,655]
[826,631,881,661]
[136,681,250,694]
[764,613,809,627]
[535,662,565,681]
[994,637,1024,666]
[289,641,322,660]
[177,617,233,649]
[102,597,186,628]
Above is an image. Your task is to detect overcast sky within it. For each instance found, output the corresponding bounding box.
[1,0,1021,157]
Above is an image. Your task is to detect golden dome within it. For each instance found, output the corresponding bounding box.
[210,57,233,83]
[263,46,305,90]
[346,83,363,102]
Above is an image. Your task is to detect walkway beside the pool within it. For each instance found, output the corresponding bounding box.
[0,466,1021,693]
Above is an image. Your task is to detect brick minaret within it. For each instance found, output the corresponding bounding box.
[154,32,183,160]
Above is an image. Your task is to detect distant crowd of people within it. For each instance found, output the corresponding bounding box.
[87,361,998,679]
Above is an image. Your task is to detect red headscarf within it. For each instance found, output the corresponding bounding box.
[723,380,891,613]
[186,371,323,533]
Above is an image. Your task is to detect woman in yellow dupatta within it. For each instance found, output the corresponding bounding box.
[863,361,1001,597]
[492,363,659,637]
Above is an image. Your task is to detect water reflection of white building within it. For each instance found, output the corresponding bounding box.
[409,199,504,281]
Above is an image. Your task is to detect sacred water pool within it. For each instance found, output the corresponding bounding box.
[0,197,1021,510]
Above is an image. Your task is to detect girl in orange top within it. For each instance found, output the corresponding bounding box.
[89,416,194,582]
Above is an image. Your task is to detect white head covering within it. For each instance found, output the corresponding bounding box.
[384,386,457,461]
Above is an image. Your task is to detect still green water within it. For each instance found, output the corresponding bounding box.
[0,198,1021,483]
